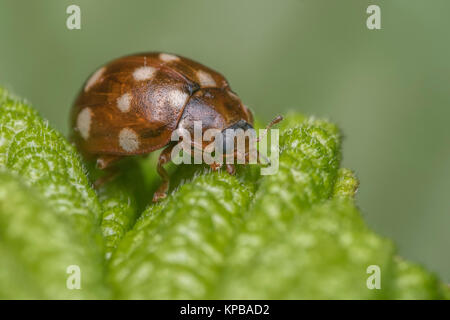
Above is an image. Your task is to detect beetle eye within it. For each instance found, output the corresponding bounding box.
[226,119,253,131]
[221,120,255,154]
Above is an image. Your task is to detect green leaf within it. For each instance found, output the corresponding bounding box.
[109,170,252,299]
[0,88,102,239]
[216,198,395,299]
[95,157,159,259]
[0,88,110,299]
[332,168,359,199]
[0,170,109,299]
[391,258,447,300]
[0,87,447,299]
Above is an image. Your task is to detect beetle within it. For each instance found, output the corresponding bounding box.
[71,52,281,202]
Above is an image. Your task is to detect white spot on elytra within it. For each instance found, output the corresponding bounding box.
[84,67,106,92]
[168,89,189,108]
[119,128,140,152]
[77,108,92,140]
[133,66,156,81]
[117,93,132,112]
[159,53,180,62]
[196,70,216,87]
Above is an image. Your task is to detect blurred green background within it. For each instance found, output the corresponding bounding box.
[0,0,449,282]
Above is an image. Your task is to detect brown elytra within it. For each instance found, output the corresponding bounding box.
[71,52,279,202]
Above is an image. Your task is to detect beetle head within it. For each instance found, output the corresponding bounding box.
[218,115,283,163]
[221,119,255,155]
[179,88,251,131]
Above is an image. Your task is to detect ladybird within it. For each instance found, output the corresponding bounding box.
[71,52,281,202]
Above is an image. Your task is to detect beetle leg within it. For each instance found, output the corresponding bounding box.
[93,155,122,188]
[239,150,270,165]
[96,154,122,169]
[210,162,222,171]
[93,167,120,188]
[152,144,175,202]
[226,164,236,175]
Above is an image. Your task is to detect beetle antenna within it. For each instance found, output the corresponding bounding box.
[256,115,283,142]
